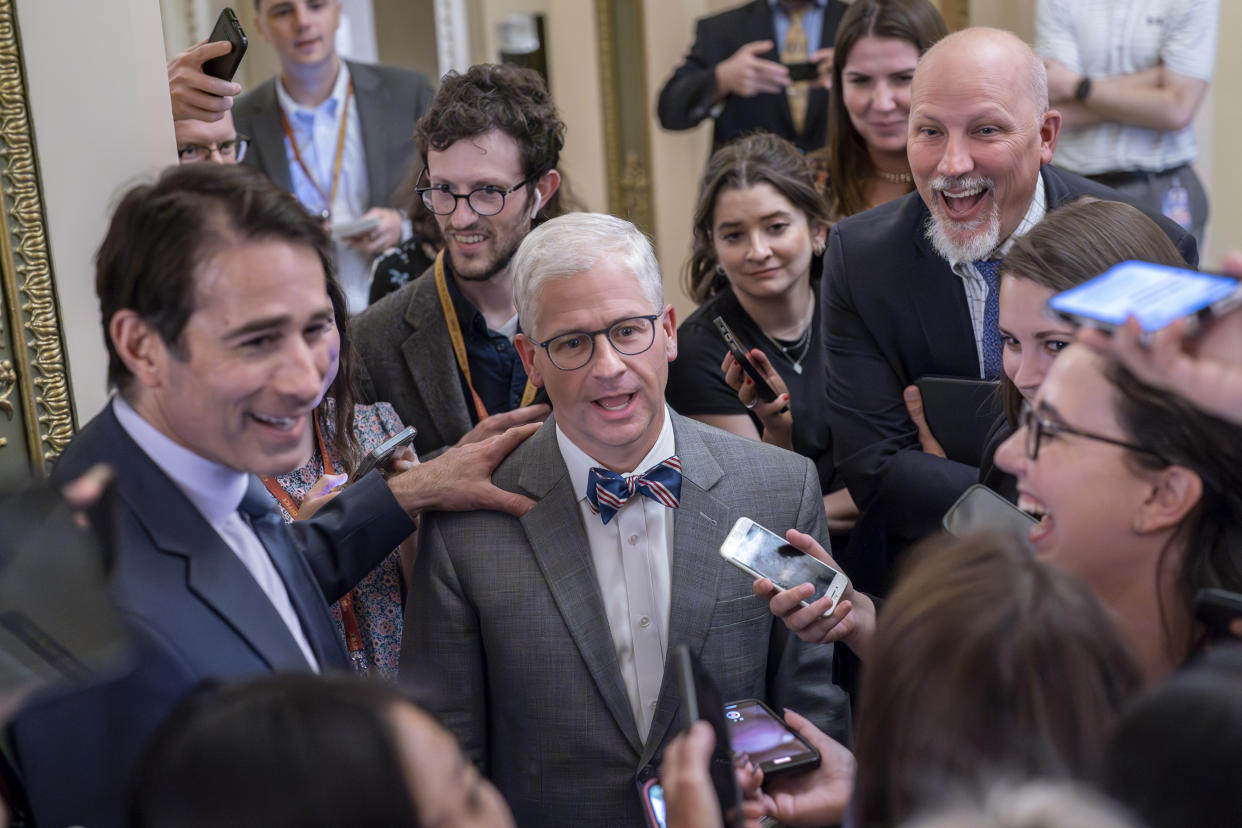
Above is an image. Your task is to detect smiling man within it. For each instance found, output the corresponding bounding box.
[400,212,847,827]
[351,64,560,459]
[233,0,432,314]
[818,27,1197,593]
[9,164,540,828]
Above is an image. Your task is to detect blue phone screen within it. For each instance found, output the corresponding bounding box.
[1048,260,1238,332]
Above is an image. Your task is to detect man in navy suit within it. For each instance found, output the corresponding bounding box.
[8,164,535,828]
[821,28,1197,592]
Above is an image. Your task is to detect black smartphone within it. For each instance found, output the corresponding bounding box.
[350,425,417,483]
[913,375,1001,466]
[724,698,820,777]
[202,7,248,82]
[1046,260,1242,335]
[673,645,742,828]
[1194,588,1242,639]
[713,316,778,403]
[784,61,818,82]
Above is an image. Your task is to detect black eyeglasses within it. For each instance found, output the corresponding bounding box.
[177,134,249,163]
[1019,402,1166,463]
[415,168,536,216]
[536,314,662,371]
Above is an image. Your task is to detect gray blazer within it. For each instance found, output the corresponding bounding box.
[233,60,433,209]
[400,413,848,827]
[351,269,472,458]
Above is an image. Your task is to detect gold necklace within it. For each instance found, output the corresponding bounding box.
[875,168,914,184]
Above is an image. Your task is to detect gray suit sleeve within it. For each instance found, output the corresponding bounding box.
[762,457,852,746]
[398,514,490,769]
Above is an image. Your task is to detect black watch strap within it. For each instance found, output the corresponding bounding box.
[1074,76,1093,103]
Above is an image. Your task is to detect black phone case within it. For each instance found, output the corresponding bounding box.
[725,697,820,777]
[712,316,779,403]
[914,375,1001,466]
[202,8,248,82]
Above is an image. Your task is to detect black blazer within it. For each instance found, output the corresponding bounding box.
[821,165,1197,587]
[657,0,848,153]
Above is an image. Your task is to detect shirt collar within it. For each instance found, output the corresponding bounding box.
[947,169,1047,268]
[558,405,677,502]
[769,0,826,12]
[112,394,250,523]
[275,59,352,122]
[444,260,522,340]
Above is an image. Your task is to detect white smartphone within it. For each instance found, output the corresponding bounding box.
[719,517,848,615]
[329,216,381,240]
[942,484,1037,541]
[1046,260,1242,334]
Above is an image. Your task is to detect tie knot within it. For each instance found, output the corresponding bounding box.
[585,456,683,525]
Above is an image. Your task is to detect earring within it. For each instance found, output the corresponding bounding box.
[813,241,826,255]
[715,263,726,276]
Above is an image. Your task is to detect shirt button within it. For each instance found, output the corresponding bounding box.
[650,701,658,710]
[639,616,650,628]
[627,534,639,545]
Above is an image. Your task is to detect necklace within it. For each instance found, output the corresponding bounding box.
[762,317,814,375]
[875,168,914,184]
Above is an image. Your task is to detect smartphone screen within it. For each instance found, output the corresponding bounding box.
[640,778,667,828]
[1047,260,1240,333]
[724,699,819,776]
[942,484,1037,540]
[720,518,847,612]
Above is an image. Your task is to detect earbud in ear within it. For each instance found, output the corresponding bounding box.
[530,190,543,220]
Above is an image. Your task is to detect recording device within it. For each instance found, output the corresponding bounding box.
[530,189,543,219]
[1046,260,1242,335]
[784,61,818,82]
[1194,588,1242,640]
[712,316,779,403]
[724,698,820,777]
[202,7,248,83]
[349,425,417,483]
[913,376,1001,467]
[636,770,667,828]
[942,484,1037,541]
[330,216,381,241]
[673,644,742,828]
[720,517,848,615]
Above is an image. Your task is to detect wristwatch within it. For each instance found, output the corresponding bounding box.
[1074,76,1093,103]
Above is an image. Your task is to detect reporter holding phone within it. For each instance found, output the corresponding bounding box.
[667,133,857,533]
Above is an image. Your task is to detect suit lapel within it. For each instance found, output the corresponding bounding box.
[402,274,474,442]
[515,423,644,754]
[348,61,391,207]
[248,80,293,193]
[100,409,318,671]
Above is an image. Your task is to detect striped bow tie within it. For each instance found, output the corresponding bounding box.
[585,456,682,525]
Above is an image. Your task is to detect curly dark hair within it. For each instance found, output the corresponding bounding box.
[413,63,565,216]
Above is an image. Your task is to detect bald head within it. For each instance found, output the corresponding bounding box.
[915,28,1049,124]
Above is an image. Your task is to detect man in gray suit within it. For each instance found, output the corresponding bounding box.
[400,213,848,827]
[233,0,433,313]
[351,64,558,458]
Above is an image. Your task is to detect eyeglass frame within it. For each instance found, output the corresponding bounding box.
[534,313,664,371]
[1019,401,1166,464]
[176,133,250,163]
[414,167,539,216]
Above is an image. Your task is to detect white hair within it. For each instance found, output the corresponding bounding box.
[511,212,664,339]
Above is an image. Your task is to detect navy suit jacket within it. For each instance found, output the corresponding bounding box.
[10,402,415,828]
[657,0,848,153]
[822,165,1197,590]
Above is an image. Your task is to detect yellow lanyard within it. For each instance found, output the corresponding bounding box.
[279,80,354,217]
[433,250,538,422]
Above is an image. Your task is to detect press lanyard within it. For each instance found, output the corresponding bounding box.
[279,80,354,217]
[260,414,369,673]
[433,250,538,421]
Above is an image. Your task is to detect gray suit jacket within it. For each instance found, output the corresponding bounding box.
[351,268,472,458]
[233,60,433,209]
[400,413,848,827]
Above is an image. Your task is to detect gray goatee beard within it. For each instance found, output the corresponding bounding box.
[923,175,1001,262]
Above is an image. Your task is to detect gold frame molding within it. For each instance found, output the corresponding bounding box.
[0,0,73,479]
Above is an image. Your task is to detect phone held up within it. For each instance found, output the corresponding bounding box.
[719,517,848,615]
[713,316,779,403]
[349,425,417,484]
[725,698,820,777]
[673,644,743,828]
[202,7,248,83]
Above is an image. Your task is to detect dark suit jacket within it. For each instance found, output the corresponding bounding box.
[352,267,473,458]
[657,0,848,153]
[10,402,416,828]
[233,60,433,209]
[822,164,1197,590]
[400,413,848,827]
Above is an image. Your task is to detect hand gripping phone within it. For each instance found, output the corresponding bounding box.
[349,425,417,483]
[720,517,848,615]
[724,698,820,777]
[712,316,779,403]
[202,7,248,82]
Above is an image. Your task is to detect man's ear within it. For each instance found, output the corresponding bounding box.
[109,310,169,389]
[514,332,544,388]
[1134,465,1203,534]
[1038,108,1062,164]
[534,169,561,214]
[661,304,677,363]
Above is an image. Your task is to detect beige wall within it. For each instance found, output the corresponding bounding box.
[18,0,177,421]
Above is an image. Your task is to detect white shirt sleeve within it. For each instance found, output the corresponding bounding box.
[1161,0,1219,81]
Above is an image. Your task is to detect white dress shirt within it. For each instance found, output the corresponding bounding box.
[556,407,677,741]
[112,395,319,671]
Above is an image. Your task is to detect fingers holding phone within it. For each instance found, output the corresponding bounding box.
[168,39,242,121]
[294,472,348,520]
[760,709,855,827]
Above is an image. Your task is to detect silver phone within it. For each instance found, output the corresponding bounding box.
[719,517,848,615]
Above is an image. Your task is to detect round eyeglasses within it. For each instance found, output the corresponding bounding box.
[177,134,249,164]
[415,168,537,217]
[1018,402,1165,463]
[536,315,662,371]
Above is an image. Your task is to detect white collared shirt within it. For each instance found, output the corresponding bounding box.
[556,407,677,741]
[112,395,319,671]
[947,172,1047,377]
[275,62,372,315]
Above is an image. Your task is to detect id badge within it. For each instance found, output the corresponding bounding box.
[1162,180,1193,230]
